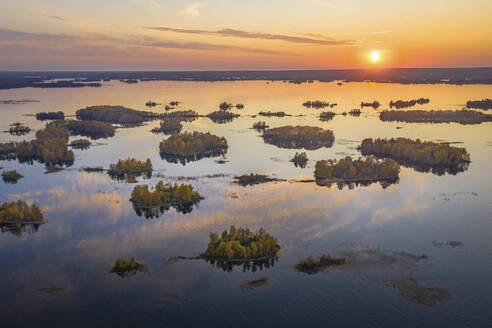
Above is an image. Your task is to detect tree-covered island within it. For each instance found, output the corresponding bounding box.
[108,158,152,182]
[291,152,308,168]
[390,98,430,109]
[207,110,239,124]
[159,131,228,164]
[262,125,334,150]
[0,200,45,234]
[36,111,65,120]
[360,138,470,174]
[151,119,183,134]
[314,156,400,187]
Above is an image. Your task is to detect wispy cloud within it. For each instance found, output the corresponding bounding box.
[145,26,356,45]
[0,27,284,56]
[35,10,71,22]
[178,2,206,18]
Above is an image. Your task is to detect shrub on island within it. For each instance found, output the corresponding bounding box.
[361,101,380,109]
[258,111,287,117]
[319,111,336,121]
[262,125,334,150]
[252,121,269,131]
[109,257,148,278]
[207,110,239,124]
[68,138,91,149]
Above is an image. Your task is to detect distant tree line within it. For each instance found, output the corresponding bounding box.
[379,109,492,125]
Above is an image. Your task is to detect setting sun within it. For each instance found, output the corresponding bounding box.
[369,50,381,64]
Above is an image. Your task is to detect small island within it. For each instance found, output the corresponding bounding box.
[262,125,335,150]
[76,105,148,124]
[159,131,228,164]
[9,122,31,136]
[2,170,24,183]
[234,173,277,186]
[361,101,381,109]
[252,121,269,132]
[360,138,470,173]
[207,110,239,124]
[151,119,182,134]
[109,257,148,278]
[302,100,330,109]
[291,152,308,168]
[219,102,233,110]
[466,98,492,110]
[349,108,361,116]
[314,156,400,187]
[379,109,492,125]
[1,125,74,167]
[36,111,65,121]
[108,158,152,182]
[258,111,288,117]
[159,110,199,122]
[295,255,346,274]
[390,98,430,109]
[0,200,44,221]
[68,138,91,150]
[130,181,203,217]
[202,226,280,261]
[319,111,336,121]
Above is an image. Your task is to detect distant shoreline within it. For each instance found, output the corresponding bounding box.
[1,67,492,90]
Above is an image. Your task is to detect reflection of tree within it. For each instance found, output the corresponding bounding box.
[0,223,42,236]
[132,201,198,219]
[315,178,399,190]
[204,256,279,272]
[160,149,227,165]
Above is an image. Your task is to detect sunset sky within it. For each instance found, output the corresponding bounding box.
[1,0,491,70]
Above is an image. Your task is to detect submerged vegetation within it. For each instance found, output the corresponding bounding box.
[159,131,228,164]
[109,257,148,278]
[291,152,308,168]
[2,170,24,183]
[207,110,239,124]
[315,156,400,187]
[360,138,470,168]
[295,255,346,274]
[390,98,430,109]
[151,119,182,134]
[202,226,280,260]
[240,277,270,289]
[302,100,330,109]
[108,158,152,182]
[379,110,492,125]
[466,98,492,110]
[234,173,277,186]
[36,111,65,120]
[262,125,334,150]
[361,101,381,109]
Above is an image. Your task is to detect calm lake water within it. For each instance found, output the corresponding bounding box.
[0,80,491,327]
